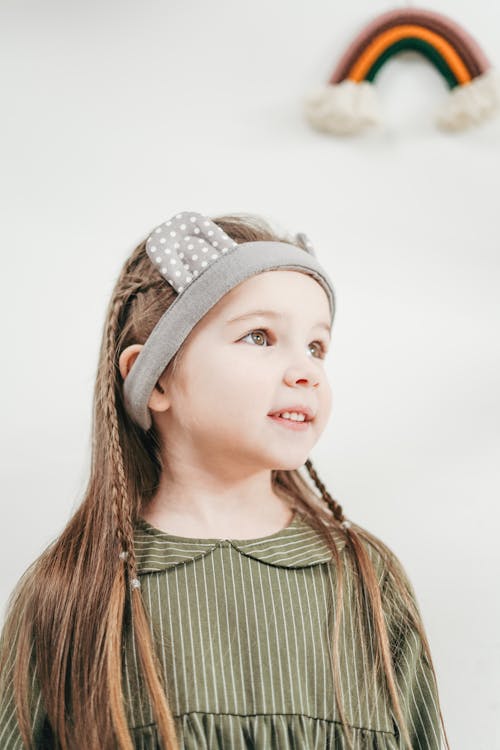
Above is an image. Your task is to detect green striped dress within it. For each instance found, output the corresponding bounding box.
[0,511,443,749]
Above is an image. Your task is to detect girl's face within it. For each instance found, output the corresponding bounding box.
[155,270,333,473]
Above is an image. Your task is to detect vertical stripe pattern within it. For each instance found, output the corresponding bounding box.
[0,513,443,749]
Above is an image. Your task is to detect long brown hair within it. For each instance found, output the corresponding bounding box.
[0,212,450,749]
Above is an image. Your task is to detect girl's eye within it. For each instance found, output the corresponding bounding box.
[239,328,328,359]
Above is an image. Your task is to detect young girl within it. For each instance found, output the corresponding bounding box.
[0,210,449,750]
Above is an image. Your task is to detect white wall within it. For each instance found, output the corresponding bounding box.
[1,1,499,747]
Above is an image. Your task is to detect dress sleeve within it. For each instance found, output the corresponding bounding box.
[381,556,444,750]
[0,625,48,749]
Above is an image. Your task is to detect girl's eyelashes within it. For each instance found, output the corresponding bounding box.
[238,328,329,359]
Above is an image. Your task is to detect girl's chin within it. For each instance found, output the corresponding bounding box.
[265,447,314,469]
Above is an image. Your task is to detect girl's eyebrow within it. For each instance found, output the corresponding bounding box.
[227,309,332,336]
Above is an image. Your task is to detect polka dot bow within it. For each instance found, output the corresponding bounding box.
[146,211,239,294]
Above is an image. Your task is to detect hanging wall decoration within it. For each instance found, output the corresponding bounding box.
[304,7,500,134]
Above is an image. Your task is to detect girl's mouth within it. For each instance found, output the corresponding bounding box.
[267,414,311,432]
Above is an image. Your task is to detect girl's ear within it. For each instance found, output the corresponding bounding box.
[118,344,143,380]
[119,344,171,415]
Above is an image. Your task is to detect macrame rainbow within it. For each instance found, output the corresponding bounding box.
[304,8,500,134]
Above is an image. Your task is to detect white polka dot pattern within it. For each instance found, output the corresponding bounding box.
[146,211,239,294]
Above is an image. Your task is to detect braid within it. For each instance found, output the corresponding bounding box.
[103,266,172,580]
[100,276,180,747]
[119,275,167,306]
[304,458,346,524]
[116,239,167,307]
[104,292,140,586]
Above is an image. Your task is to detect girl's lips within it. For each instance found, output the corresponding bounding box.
[267,414,310,431]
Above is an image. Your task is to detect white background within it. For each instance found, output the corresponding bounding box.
[1,1,499,748]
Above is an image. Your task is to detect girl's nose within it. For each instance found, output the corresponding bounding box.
[283,364,321,389]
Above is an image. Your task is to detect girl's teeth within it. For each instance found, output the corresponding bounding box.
[280,412,306,422]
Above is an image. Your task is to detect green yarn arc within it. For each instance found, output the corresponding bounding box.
[364,37,461,89]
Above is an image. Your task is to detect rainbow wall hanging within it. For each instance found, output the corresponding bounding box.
[304,7,500,134]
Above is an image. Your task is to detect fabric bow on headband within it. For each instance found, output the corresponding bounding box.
[123,210,335,431]
[145,212,317,295]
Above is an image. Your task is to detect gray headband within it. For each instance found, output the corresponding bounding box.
[122,210,336,430]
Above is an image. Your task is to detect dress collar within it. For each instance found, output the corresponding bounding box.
[133,511,346,574]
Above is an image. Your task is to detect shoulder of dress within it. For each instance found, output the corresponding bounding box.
[354,532,422,632]
[337,524,407,589]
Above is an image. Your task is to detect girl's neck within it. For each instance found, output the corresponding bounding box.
[141,485,295,539]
